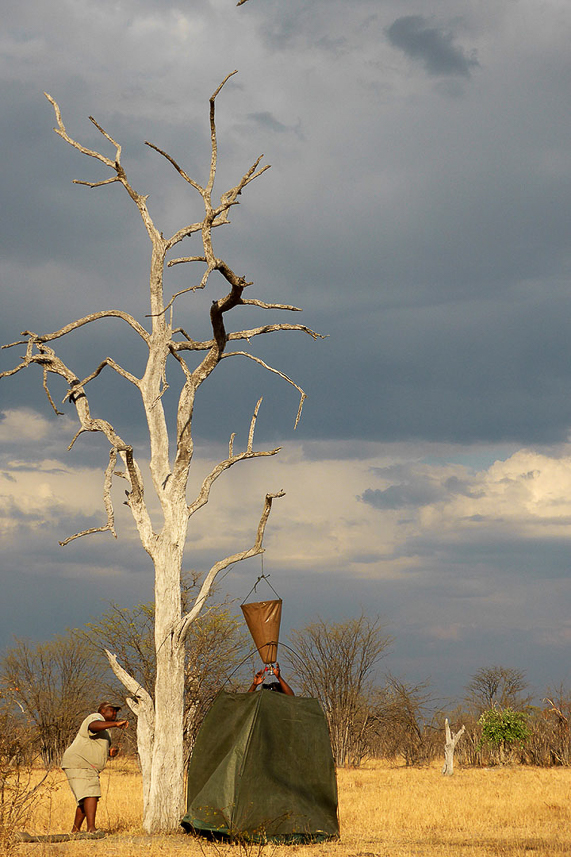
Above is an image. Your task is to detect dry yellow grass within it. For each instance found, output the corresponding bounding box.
[12,759,571,857]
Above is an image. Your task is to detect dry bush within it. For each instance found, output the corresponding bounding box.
[367,676,442,766]
[286,615,392,767]
[0,701,51,854]
[1,635,104,768]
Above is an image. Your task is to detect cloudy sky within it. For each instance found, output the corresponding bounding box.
[1,0,571,704]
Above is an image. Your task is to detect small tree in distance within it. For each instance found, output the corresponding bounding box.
[0,73,322,832]
[1,635,102,768]
[286,615,392,766]
[374,673,438,766]
[466,665,530,714]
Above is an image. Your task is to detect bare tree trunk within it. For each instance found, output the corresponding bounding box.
[147,647,185,829]
[2,77,322,833]
[442,718,465,776]
[145,542,186,830]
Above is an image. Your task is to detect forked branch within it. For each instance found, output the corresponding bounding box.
[175,490,285,646]
[45,92,161,243]
[61,357,140,400]
[187,399,280,517]
[105,649,154,717]
[59,448,118,546]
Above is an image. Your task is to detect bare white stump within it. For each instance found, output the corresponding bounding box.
[442,718,465,776]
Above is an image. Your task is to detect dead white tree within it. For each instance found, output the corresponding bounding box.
[0,72,322,832]
[441,718,465,776]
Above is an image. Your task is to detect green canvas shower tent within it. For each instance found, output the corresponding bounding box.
[181,689,339,841]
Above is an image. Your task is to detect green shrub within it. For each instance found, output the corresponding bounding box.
[478,706,530,762]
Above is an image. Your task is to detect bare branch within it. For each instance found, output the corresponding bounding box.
[199,263,216,292]
[73,177,121,188]
[247,397,262,451]
[1,338,29,350]
[1,335,155,548]
[175,490,285,646]
[171,331,209,351]
[147,281,207,320]
[543,698,569,728]
[187,396,281,518]
[89,114,122,154]
[167,255,207,269]
[59,449,118,546]
[0,338,35,380]
[186,444,280,518]
[207,71,238,199]
[228,323,323,342]
[145,141,203,194]
[173,322,322,353]
[168,346,194,386]
[213,158,271,227]
[44,92,116,171]
[62,357,140,401]
[45,93,162,244]
[240,298,303,311]
[67,427,87,451]
[30,311,150,346]
[0,362,30,381]
[105,649,154,716]
[165,223,204,250]
[211,70,238,105]
[43,367,64,415]
[222,350,307,428]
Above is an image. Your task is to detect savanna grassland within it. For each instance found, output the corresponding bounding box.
[13,759,571,857]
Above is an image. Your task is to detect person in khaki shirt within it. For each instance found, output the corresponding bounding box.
[61,702,128,836]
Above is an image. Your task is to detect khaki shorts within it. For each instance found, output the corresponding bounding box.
[63,768,101,804]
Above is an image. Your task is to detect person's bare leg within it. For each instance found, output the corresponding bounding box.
[71,803,85,832]
[82,797,99,832]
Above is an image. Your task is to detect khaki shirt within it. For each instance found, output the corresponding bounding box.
[61,713,111,772]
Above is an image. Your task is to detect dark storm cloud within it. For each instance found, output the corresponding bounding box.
[247,111,289,133]
[386,15,479,78]
[360,476,481,510]
[361,480,446,510]
[244,111,305,141]
[360,463,484,510]
[2,0,570,450]
[293,281,571,446]
[2,0,571,704]
[0,528,155,650]
[390,531,571,582]
[444,475,483,497]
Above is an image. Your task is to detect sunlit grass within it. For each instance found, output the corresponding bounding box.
[15,759,571,856]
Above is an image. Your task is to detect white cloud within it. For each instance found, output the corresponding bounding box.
[177,441,571,583]
[4,409,571,580]
[0,409,56,444]
[418,449,571,538]
[0,457,105,535]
